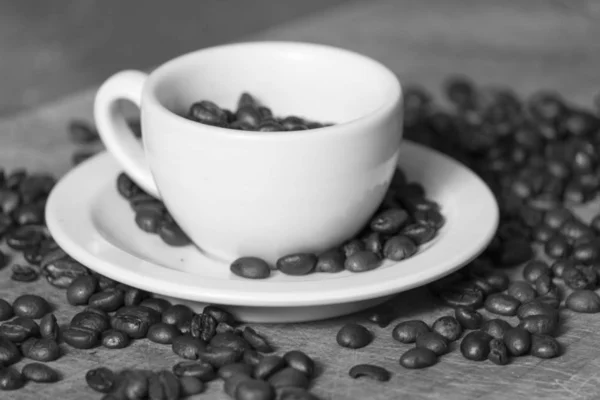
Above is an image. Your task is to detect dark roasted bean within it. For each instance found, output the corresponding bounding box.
[236,379,276,400]
[88,289,124,312]
[172,335,207,360]
[413,209,445,229]
[162,304,193,326]
[342,239,365,258]
[254,355,286,380]
[519,315,558,336]
[460,331,493,361]
[147,322,181,344]
[121,370,150,400]
[283,350,315,377]
[86,367,115,393]
[158,220,190,246]
[517,300,559,321]
[484,293,521,316]
[416,332,449,355]
[231,257,271,279]
[218,363,253,380]
[560,219,593,242]
[12,203,44,225]
[544,235,571,259]
[344,250,381,272]
[0,299,13,321]
[0,367,24,390]
[488,338,509,365]
[530,334,561,358]
[102,329,130,349]
[0,337,21,365]
[0,316,40,342]
[243,327,273,353]
[135,209,163,233]
[5,225,44,250]
[392,320,429,343]
[124,287,148,307]
[439,284,484,309]
[454,306,483,330]
[481,319,512,340]
[348,364,391,382]
[197,346,242,368]
[66,275,98,305]
[244,349,264,367]
[383,235,418,261]
[155,370,181,400]
[431,316,462,341]
[503,327,531,356]
[10,264,39,282]
[362,232,383,257]
[551,258,574,278]
[562,265,597,290]
[572,240,600,265]
[189,100,227,124]
[43,257,89,288]
[399,347,438,369]
[277,253,317,276]
[202,305,235,326]
[370,208,409,234]
[111,305,161,338]
[62,326,99,349]
[532,223,557,243]
[400,223,436,245]
[366,302,395,328]
[179,376,204,396]
[139,298,171,314]
[535,274,555,296]
[173,360,215,381]
[336,323,372,349]
[12,294,50,319]
[209,331,249,354]
[116,173,141,199]
[21,337,60,361]
[522,260,551,283]
[71,310,110,333]
[215,321,236,335]
[315,248,345,273]
[268,367,309,390]
[21,362,60,383]
[224,374,253,398]
[507,281,536,303]
[258,120,284,131]
[565,290,600,313]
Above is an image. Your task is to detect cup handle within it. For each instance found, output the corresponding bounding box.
[94,70,161,199]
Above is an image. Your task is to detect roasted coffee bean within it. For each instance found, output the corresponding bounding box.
[518,315,558,336]
[179,376,205,396]
[62,326,99,349]
[0,299,13,322]
[565,290,600,313]
[503,327,531,356]
[0,367,24,390]
[488,338,509,365]
[0,337,21,365]
[399,347,438,369]
[218,362,253,380]
[224,374,253,398]
[496,238,533,266]
[235,379,275,400]
[66,275,98,305]
[116,173,140,199]
[43,257,89,288]
[111,306,161,338]
[21,337,60,361]
[532,223,557,243]
[400,223,436,245]
[348,364,391,382]
[392,320,429,343]
[522,260,551,283]
[315,248,345,273]
[416,332,449,355]
[12,294,50,319]
[484,293,521,316]
[268,367,309,390]
[572,240,600,264]
[158,220,191,246]
[120,370,150,400]
[543,208,572,229]
[517,300,558,321]
[71,310,110,333]
[209,332,249,354]
[202,305,235,326]
[147,322,180,344]
[173,360,216,381]
[242,327,273,353]
[13,203,44,225]
[336,323,372,349]
[530,334,561,358]
[197,346,242,368]
[88,289,124,312]
[236,106,261,127]
[0,213,12,238]
[258,120,284,131]
[86,367,115,393]
[231,257,271,279]
[342,239,365,257]
[0,316,40,342]
[21,362,60,383]
[562,265,597,290]
[551,258,574,278]
[439,284,484,309]
[139,297,171,314]
[366,302,395,328]
[153,370,181,400]
[135,208,163,233]
[0,190,19,216]
[460,331,493,361]
[413,209,445,230]
[172,335,207,360]
[362,232,383,257]
[481,319,512,340]
[282,350,315,377]
[431,316,462,341]
[254,355,286,380]
[124,287,148,307]
[370,208,409,234]
[507,281,536,303]
[244,349,264,367]
[345,250,381,272]
[535,274,555,296]
[277,253,317,276]
[102,329,130,349]
[10,264,39,282]
[216,322,236,335]
[544,235,571,259]
[189,100,227,124]
[162,304,193,326]
[383,235,418,261]
[560,219,594,242]
[40,247,67,268]
[455,306,483,330]
[5,225,44,250]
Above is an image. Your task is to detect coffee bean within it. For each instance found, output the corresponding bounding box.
[348,364,391,382]
[139,297,171,314]
[21,337,60,361]
[543,208,572,229]
[192,313,217,341]
[116,173,140,199]
[0,337,21,365]
[254,355,286,380]
[67,275,98,305]
[283,350,315,377]
[21,362,60,383]
[370,208,409,234]
[231,257,271,279]
[399,347,438,369]
[488,338,509,365]
[454,306,483,330]
[413,209,445,230]
[344,250,382,272]
[535,274,556,296]
[71,309,110,333]
[400,223,436,245]
[484,293,521,316]
[518,314,558,336]
[218,363,253,380]
[124,287,148,307]
[276,253,317,276]
[268,367,309,390]
[179,376,205,396]
[522,260,551,283]
[242,327,273,353]
[572,239,600,265]
[10,264,39,282]
[43,257,89,288]
[111,306,161,338]
[315,248,345,273]
[162,304,193,326]
[503,327,531,357]
[158,220,191,246]
[342,240,365,257]
[134,208,162,233]
[189,100,227,125]
[210,332,249,353]
[13,203,44,225]
[275,387,319,400]
[0,299,13,322]
[532,223,557,243]
[460,331,493,361]
[234,379,275,400]
[120,370,150,399]
[383,235,418,261]
[153,370,180,400]
[86,367,115,393]
[507,281,536,303]
[481,319,512,340]
[197,346,243,368]
[102,329,130,349]
[172,335,207,360]
[62,326,99,349]
[0,316,40,342]
[565,290,600,313]
[12,294,50,319]
[517,300,559,321]
[366,302,395,328]
[530,334,561,358]
[202,305,235,325]
[431,316,462,341]
[560,219,594,242]
[562,265,597,290]
[0,367,24,390]
[439,284,484,309]
[392,320,429,343]
[544,235,571,259]
[243,349,264,367]
[416,331,449,355]
[147,322,180,344]
[88,289,125,312]
[336,323,372,349]
[5,225,44,250]
[361,231,383,257]
[236,106,261,127]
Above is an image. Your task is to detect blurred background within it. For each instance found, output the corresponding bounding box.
[0,0,349,117]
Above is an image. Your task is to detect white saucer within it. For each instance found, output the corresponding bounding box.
[45,141,498,323]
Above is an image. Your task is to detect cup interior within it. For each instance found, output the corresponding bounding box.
[150,42,400,125]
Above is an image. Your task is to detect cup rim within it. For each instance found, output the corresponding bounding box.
[144,41,402,139]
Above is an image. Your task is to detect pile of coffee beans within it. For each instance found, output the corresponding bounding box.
[186,92,331,131]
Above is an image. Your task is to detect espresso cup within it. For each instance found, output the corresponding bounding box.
[94,41,402,264]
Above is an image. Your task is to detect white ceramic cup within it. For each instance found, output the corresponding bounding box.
[94,41,403,264]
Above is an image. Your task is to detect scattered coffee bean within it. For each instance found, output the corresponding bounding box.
[268,367,309,390]
[565,290,600,313]
[282,350,315,378]
[277,253,317,276]
[21,362,60,383]
[218,363,254,380]
[102,329,130,349]
[172,335,207,360]
[336,323,372,349]
[66,275,98,305]
[123,287,148,306]
[71,309,110,333]
[179,376,205,396]
[392,320,429,343]
[62,326,99,349]
[484,293,521,316]
[431,316,462,341]
[517,299,559,321]
[315,249,345,273]
[530,334,561,358]
[147,322,181,344]
[535,274,556,296]
[532,224,557,243]
[400,223,436,245]
[0,316,40,342]
[86,367,115,393]
[87,289,125,312]
[276,387,320,400]
[454,306,483,330]
[544,235,571,259]
[210,332,250,354]
[342,240,365,257]
[383,235,418,261]
[488,338,509,365]
[5,225,44,250]
[254,355,286,380]
[139,297,171,314]
[231,257,271,279]
[10,264,39,282]
[522,260,551,283]
[562,265,597,290]
[224,374,253,398]
[507,281,537,303]
[496,238,533,266]
[162,304,193,326]
[111,305,161,338]
[518,314,558,336]
[0,337,21,365]
[439,284,484,309]
[21,337,60,361]
[42,257,89,288]
[0,367,24,390]
[173,360,216,381]
[39,313,58,340]
[481,319,512,340]
[348,364,391,382]
[197,346,242,368]
[191,313,217,342]
[0,299,13,321]
[399,347,438,369]
[416,331,449,355]
[12,294,50,319]
[344,250,381,272]
[503,327,531,356]
[243,327,273,353]
[244,349,264,367]
[460,331,493,361]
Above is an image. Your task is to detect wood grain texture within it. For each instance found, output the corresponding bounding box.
[1,0,600,399]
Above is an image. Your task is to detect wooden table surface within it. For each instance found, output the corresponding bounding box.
[1,0,600,399]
